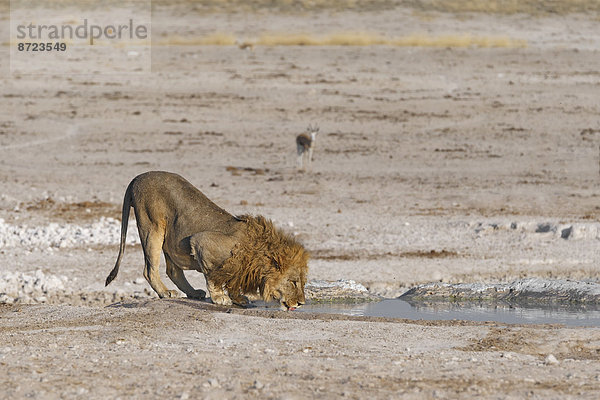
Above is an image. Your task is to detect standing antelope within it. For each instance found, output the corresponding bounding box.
[296,124,319,170]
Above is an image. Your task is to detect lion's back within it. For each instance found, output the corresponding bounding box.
[129,171,237,234]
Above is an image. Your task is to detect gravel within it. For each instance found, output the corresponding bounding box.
[0,269,155,305]
[0,217,139,250]
[0,269,71,304]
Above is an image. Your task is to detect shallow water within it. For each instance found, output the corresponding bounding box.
[294,299,600,327]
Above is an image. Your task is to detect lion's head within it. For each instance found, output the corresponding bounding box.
[210,215,309,310]
[260,245,308,310]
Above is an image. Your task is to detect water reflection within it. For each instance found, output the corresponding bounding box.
[295,299,600,327]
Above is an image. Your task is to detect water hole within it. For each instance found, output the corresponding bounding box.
[282,299,600,327]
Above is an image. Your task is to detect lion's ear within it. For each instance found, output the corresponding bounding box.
[271,255,282,271]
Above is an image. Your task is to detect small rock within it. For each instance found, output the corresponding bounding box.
[0,294,14,304]
[536,223,555,233]
[253,380,264,390]
[560,226,573,239]
[206,378,219,388]
[16,294,32,304]
[545,354,559,365]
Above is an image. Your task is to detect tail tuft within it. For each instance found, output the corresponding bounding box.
[105,269,118,286]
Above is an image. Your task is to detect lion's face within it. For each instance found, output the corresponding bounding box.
[272,271,307,311]
[261,250,308,311]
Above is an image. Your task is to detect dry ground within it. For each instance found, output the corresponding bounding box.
[1,1,600,398]
[2,300,600,399]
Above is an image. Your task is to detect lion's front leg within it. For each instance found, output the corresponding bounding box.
[165,254,206,300]
[205,278,232,306]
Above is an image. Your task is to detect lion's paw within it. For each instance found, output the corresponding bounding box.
[211,294,233,306]
[187,289,206,300]
[160,290,180,298]
[232,295,249,306]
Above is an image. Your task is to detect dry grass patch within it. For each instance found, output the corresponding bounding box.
[257,32,388,46]
[257,32,526,48]
[392,34,526,48]
[404,0,600,15]
[157,31,525,48]
[14,0,600,14]
[152,0,399,13]
[21,198,120,222]
[158,33,236,46]
[150,0,600,14]
[313,249,461,261]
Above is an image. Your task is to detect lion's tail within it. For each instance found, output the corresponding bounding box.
[105,180,134,287]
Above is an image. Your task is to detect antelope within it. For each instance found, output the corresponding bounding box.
[296,124,319,170]
[236,40,255,51]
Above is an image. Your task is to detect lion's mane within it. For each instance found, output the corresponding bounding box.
[209,215,309,301]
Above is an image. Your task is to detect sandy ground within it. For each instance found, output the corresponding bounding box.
[1,1,600,398]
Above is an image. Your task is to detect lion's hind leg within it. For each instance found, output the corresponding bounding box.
[139,223,179,298]
[165,254,206,300]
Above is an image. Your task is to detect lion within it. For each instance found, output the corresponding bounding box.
[105,171,309,310]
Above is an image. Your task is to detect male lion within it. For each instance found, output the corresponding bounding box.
[105,171,308,310]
